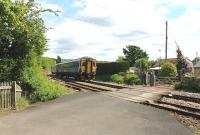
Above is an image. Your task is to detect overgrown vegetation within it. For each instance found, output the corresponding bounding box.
[159,62,177,77]
[0,0,71,102]
[16,98,29,110]
[41,57,55,72]
[175,77,200,93]
[22,66,66,102]
[124,73,140,85]
[110,73,140,85]
[110,74,124,84]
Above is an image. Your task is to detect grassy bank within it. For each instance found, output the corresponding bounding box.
[22,66,74,102]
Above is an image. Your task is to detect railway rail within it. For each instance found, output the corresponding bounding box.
[64,79,131,92]
[145,93,200,119]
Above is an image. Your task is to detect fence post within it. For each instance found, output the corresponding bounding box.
[12,81,17,109]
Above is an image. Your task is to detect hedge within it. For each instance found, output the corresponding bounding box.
[175,77,200,93]
[96,62,129,75]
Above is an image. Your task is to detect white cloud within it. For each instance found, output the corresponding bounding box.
[43,0,200,61]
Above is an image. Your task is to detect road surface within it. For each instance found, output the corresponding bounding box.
[0,92,192,135]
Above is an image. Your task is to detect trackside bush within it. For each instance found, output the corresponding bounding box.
[124,73,141,85]
[110,74,124,84]
[175,77,200,93]
[22,66,66,102]
[159,62,177,77]
[110,73,141,85]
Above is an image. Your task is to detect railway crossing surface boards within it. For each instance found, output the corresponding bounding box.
[101,86,171,103]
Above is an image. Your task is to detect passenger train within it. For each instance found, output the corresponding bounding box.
[52,57,97,80]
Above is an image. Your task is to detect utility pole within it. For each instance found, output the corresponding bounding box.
[196,52,198,64]
[159,49,161,67]
[165,21,168,62]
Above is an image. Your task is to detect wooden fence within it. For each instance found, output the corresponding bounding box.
[0,81,22,109]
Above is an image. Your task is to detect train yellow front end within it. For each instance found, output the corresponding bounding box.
[80,57,96,80]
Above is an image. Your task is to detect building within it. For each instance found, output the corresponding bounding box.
[192,57,200,65]
[194,61,200,77]
[155,58,194,73]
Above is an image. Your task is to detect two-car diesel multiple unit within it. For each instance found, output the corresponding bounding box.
[52,57,97,80]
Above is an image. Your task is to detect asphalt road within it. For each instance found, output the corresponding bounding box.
[0,92,192,135]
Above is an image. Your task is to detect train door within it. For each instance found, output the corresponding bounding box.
[81,60,86,73]
[92,61,96,74]
[86,60,92,74]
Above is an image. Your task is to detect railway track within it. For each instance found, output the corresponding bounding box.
[145,93,200,119]
[65,80,123,92]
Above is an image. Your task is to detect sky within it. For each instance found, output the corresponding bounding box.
[41,0,200,61]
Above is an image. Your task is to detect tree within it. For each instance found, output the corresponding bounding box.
[123,45,148,66]
[0,0,58,81]
[116,56,126,63]
[135,58,150,73]
[149,60,157,68]
[56,56,62,64]
[176,46,187,80]
[159,62,177,77]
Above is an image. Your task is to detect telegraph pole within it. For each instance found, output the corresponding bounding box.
[165,21,168,62]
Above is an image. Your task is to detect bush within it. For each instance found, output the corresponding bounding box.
[22,66,67,102]
[124,73,140,85]
[110,74,124,84]
[159,62,177,77]
[175,77,200,93]
[16,98,29,110]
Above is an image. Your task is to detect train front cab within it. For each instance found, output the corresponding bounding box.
[80,58,96,80]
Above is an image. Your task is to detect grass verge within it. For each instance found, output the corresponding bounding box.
[16,98,29,110]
